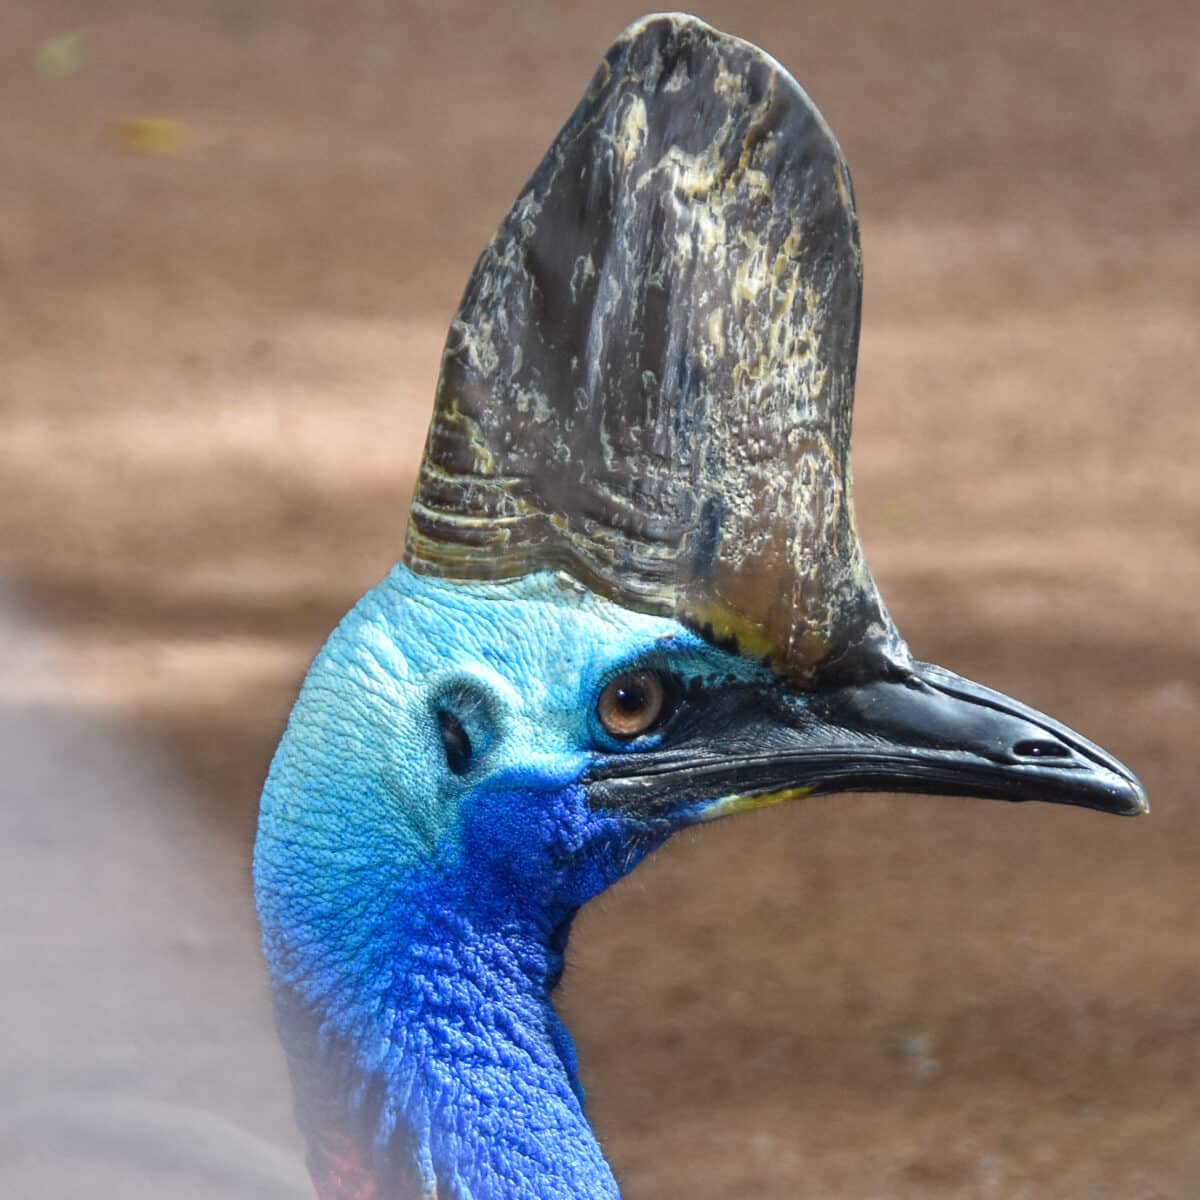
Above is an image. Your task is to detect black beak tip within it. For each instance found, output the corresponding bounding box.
[1111,772,1150,817]
[1058,765,1148,817]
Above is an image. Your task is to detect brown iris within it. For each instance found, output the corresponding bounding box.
[597,670,666,739]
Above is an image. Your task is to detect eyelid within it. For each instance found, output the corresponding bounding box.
[594,648,674,691]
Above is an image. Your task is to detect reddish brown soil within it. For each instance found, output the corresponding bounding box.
[2,2,1198,1197]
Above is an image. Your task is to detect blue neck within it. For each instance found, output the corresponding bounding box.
[369,890,618,1200]
[263,773,644,1197]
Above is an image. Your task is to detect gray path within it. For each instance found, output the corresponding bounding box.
[0,590,308,1197]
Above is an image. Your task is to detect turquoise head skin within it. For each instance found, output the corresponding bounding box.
[254,563,774,1199]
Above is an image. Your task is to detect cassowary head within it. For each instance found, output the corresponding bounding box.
[255,14,1146,1200]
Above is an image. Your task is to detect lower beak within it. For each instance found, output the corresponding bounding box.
[585,661,1148,820]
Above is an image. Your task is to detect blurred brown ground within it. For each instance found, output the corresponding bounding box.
[1,1,1197,1196]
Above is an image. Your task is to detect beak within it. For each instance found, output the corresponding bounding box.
[585,661,1148,821]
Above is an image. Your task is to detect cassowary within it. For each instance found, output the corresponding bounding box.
[254,14,1146,1200]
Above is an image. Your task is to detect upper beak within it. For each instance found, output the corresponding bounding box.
[585,661,1148,821]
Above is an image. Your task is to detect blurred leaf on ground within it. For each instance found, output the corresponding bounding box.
[35,31,86,80]
[110,116,190,158]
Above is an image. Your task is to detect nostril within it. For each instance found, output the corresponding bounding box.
[1013,738,1073,760]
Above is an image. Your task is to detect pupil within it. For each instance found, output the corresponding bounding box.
[615,682,646,713]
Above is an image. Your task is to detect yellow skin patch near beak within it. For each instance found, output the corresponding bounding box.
[701,785,815,821]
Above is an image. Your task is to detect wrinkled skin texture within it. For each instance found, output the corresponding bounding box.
[254,565,771,1199]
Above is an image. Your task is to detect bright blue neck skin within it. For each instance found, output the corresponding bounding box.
[255,564,773,1199]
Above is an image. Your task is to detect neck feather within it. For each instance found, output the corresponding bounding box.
[277,894,621,1200]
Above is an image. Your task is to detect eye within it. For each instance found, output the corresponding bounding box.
[596,670,670,740]
[437,708,473,775]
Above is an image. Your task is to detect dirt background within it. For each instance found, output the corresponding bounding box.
[2,2,1198,1197]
